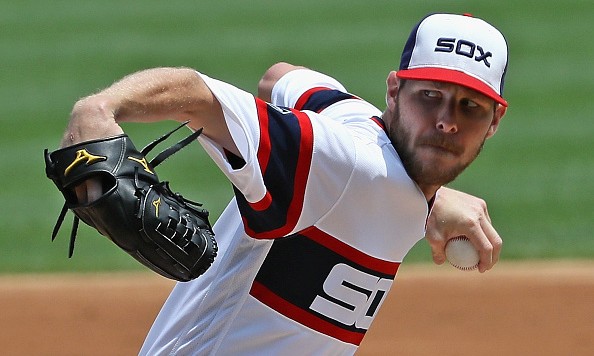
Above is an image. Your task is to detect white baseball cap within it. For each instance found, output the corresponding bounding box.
[397,13,509,107]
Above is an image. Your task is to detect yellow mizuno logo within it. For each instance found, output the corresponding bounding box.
[64,149,107,176]
[152,197,161,217]
[128,156,154,174]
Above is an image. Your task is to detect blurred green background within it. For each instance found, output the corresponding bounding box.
[1,0,592,274]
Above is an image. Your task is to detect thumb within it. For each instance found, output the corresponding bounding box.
[431,245,447,265]
[425,233,447,265]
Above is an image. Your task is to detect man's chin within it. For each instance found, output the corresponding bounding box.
[406,157,466,187]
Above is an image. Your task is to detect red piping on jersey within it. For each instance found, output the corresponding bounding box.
[301,226,401,275]
[256,99,273,179]
[294,87,329,111]
[248,191,273,211]
[251,281,365,345]
[370,116,386,131]
[246,99,274,211]
[245,99,314,237]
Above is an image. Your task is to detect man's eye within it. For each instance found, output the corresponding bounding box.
[461,98,479,108]
[423,90,440,98]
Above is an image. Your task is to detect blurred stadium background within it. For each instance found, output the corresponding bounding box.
[1,0,592,274]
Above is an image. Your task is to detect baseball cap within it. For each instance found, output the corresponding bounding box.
[397,13,508,106]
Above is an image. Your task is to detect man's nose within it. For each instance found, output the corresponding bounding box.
[435,105,458,134]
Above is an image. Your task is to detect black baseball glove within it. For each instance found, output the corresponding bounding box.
[44,122,217,282]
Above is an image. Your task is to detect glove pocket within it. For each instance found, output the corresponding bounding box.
[72,178,143,251]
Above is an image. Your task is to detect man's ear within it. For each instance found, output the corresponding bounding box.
[385,71,400,111]
[486,104,507,138]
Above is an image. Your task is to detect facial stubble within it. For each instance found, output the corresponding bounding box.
[389,100,487,187]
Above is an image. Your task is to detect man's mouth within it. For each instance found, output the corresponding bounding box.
[418,137,463,156]
[423,143,460,155]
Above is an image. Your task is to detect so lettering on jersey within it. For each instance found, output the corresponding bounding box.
[250,226,399,346]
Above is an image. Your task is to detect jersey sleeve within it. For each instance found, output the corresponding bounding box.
[196,72,356,239]
[270,68,384,130]
[270,69,360,113]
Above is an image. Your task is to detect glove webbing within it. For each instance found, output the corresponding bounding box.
[51,122,203,257]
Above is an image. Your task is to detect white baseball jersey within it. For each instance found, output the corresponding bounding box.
[140,69,429,355]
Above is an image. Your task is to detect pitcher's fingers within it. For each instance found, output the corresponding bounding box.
[460,220,493,273]
[425,230,448,265]
[73,183,88,204]
[481,216,503,266]
[430,240,447,265]
[86,178,103,203]
[475,196,492,224]
[470,219,502,273]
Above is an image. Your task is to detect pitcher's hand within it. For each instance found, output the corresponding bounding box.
[426,187,502,273]
[61,96,124,204]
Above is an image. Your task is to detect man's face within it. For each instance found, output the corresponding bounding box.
[385,78,505,191]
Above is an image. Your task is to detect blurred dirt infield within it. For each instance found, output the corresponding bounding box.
[1,261,592,356]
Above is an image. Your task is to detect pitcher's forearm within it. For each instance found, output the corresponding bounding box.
[60,67,238,155]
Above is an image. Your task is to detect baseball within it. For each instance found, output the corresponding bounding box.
[445,236,479,271]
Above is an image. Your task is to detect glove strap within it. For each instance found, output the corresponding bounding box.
[52,203,69,241]
[51,202,80,258]
[150,128,203,168]
[69,216,80,258]
[139,120,204,168]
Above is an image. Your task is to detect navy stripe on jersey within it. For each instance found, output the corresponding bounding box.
[250,226,400,345]
[295,87,358,113]
[234,98,313,239]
